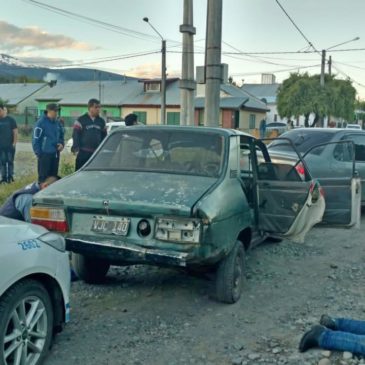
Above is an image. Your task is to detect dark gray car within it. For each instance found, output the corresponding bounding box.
[268,128,365,218]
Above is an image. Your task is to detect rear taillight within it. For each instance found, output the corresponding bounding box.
[295,162,306,181]
[30,207,69,232]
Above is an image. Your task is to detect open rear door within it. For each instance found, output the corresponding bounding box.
[254,139,325,243]
[302,141,361,228]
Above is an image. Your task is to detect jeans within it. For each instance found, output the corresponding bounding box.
[319,318,365,355]
[0,147,14,182]
[37,152,59,183]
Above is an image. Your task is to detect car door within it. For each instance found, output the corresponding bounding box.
[302,140,361,227]
[252,138,326,243]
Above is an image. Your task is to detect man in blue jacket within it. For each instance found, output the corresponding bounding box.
[32,103,64,183]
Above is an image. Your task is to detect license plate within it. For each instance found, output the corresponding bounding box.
[91,216,130,236]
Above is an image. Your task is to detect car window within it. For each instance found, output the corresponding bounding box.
[85,130,225,178]
[340,134,365,162]
[268,130,334,155]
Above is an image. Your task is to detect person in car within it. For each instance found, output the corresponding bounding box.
[124,113,139,126]
[0,176,59,222]
[71,98,107,171]
[299,314,365,355]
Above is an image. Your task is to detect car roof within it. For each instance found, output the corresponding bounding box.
[282,127,365,134]
[115,125,254,138]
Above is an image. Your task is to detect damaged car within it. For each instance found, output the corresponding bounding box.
[30,126,361,303]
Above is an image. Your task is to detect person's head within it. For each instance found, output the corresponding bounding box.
[39,175,60,189]
[46,103,59,120]
[0,103,6,118]
[88,98,101,118]
[124,113,138,126]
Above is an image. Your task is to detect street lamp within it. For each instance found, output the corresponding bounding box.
[143,17,166,125]
[321,36,360,86]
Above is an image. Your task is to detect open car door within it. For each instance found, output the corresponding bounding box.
[253,138,325,243]
[301,141,361,228]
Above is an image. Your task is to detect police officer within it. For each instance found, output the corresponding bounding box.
[0,176,59,222]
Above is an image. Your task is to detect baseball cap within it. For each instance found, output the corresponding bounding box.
[46,103,60,112]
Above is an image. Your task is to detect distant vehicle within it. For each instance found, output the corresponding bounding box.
[266,122,287,131]
[65,120,125,153]
[0,217,70,365]
[268,128,365,210]
[346,124,362,130]
[31,126,361,304]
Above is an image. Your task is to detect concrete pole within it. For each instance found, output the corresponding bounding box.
[180,0,196,126]
[204,0,223,127]
[320,49,326,87]
[161,40,166,124]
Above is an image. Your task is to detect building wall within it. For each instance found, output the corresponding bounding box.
[239,110,266,132]
[122,107,181,125]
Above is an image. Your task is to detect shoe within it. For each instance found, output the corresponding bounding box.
[320,314,338,331]
[299,325,326,352]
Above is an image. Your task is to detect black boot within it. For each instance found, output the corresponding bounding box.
[320,314,338,331]
[299,325,326,352]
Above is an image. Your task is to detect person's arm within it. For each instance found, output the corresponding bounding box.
[57,121,65,151]
[101,119,107,140]
[12,118,18,146]
[14,194,33,222]
[71,119,82,153]
[32,119,43,157]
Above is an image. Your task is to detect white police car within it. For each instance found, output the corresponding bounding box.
[0,217,70,365]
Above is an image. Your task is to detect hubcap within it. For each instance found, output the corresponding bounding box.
[2,296,48,365]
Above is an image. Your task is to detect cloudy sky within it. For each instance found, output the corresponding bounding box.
[2,0,365,97]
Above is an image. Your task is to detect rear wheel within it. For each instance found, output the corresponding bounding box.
[215,240,245,304]
[0,279,53,365]
[72,253,110,284]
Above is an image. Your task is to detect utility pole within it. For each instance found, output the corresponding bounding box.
[328,55,332,77]
[98,71,102,101]
[143,17,166,124]
[204,0,223,127]
[180,0,196,126]
[320,49,326,87]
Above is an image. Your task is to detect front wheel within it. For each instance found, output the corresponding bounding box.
[0,279,54,365]
[72,253,110,284]
[215,240,245,304]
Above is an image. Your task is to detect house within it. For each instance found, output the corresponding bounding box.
[34,78,268,131]
[0,83,48,114]
[241,82,282,124]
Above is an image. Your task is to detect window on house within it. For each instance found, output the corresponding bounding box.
[144,82,161,93]
[249,114,256,129]
[167,112,180,125]
[133,111,147,124]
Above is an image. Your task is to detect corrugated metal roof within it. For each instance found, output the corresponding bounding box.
[0,83,46,105]
[195,96,248,109]
[241,83,281,104]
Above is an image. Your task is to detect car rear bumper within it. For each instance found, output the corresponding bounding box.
[66,236,193,267]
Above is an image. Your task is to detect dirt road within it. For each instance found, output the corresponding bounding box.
[43,216,365,365]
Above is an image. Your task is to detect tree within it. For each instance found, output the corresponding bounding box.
[277,72,357,127]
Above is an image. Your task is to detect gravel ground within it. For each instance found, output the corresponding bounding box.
[11,146,365,365]
[41,215,365,365]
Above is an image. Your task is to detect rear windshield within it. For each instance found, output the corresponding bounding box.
[268,130,334,154]
[85,129,225,178]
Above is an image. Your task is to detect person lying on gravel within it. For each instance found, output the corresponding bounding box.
[299,315,365,355]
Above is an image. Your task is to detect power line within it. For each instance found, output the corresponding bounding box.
[332,64,365,89]
[230,64,320,77]
[22,0,181,45]
[274,0,319,54]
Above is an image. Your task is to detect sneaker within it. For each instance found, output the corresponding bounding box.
[299,325,326,352]
[320,314,338,331]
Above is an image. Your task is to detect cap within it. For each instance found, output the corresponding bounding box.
[46,103,59,112]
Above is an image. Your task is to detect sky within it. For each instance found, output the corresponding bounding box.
[2,0,365,98]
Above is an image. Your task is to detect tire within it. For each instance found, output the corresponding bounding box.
[0,279,54,365]
[215,240,245,304]
[72,253,110,284]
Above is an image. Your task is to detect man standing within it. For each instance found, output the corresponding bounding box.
[259,118,267,139]
[71,98,107,170]
[0,103,17,184]
[124,113,139,126]
[32,103,64,183]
